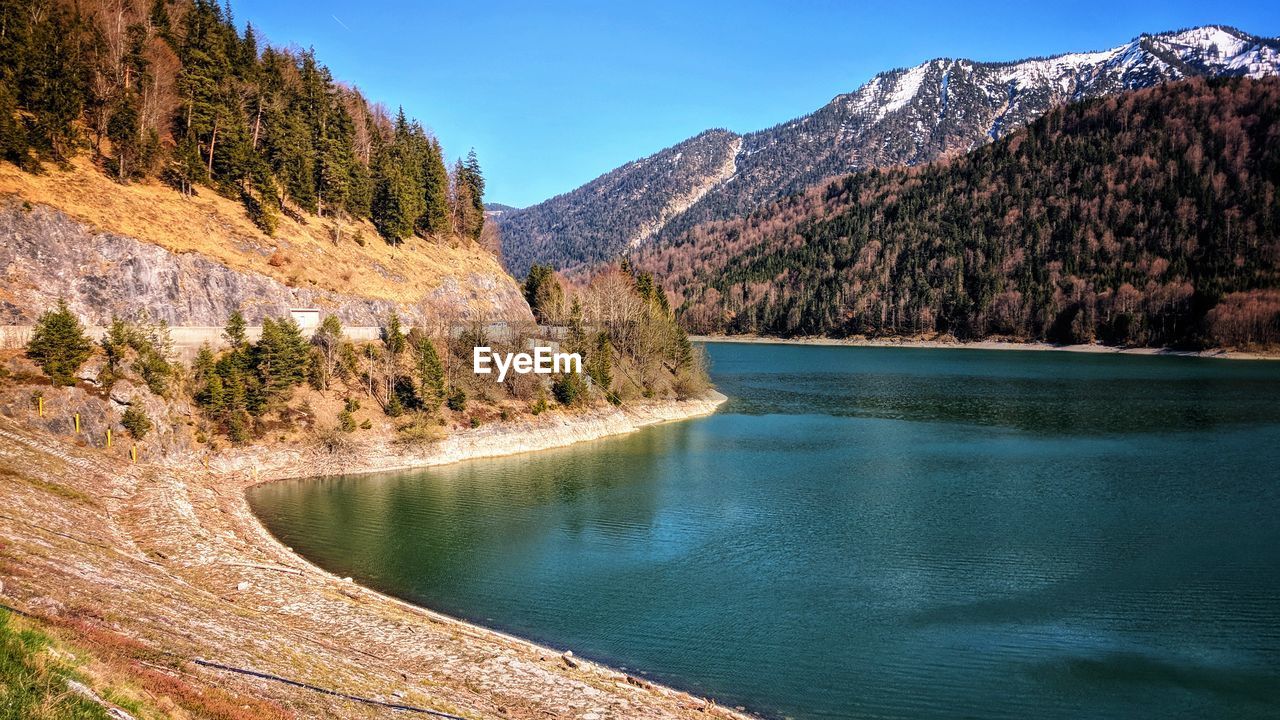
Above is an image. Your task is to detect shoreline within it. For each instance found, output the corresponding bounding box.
[237,390,732,710]
[691,334,1280,360]
[0,391,754,720]
[216,389,728,482]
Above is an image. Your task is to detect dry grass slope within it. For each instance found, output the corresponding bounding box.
[0,158,516,308]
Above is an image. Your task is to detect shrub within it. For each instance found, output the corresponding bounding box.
[446,387,467,412]
[385,392,404,417]
[338,409,357,433]
[121,406,152,439]
[314,425,351,454]
[393,416,445,448]
[552,373,587,407]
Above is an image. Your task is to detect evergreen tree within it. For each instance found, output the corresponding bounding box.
[587,331,613,392]
[566,297,587,354]
[0,0,489,266]
[523,264,564,323]
[20,4,93,161]
[175,0,231,179]
[0,81,25,165]
[254,316,310,399]
[451,156,484,240]
[107,93,144,181]
[462,147,485,229]
[149,0,172,36]
[382,311,406,355]
[26,300,93,386]
[223,309,247,349]
[413,334,446,409]
[418,137,452,235]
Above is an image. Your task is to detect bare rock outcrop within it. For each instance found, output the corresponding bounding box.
[0,202,533,326]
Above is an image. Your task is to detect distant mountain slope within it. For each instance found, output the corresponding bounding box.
[500,130,741,275]
[633,76,1280,349]
[501,25,1280,277]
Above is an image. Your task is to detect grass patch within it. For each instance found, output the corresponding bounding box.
[0,467,94,506]
[0,609,111,719]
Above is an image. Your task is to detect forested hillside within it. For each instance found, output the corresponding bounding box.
[636,77,1280,349]
[499,129,741,277]
[501,25,1280,279]
[0,0,485,244]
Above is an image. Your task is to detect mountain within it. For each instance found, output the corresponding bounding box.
[484,202,523,216]
[500,129,741,275]
[499,25,1280,277]
[632,76,1280,349]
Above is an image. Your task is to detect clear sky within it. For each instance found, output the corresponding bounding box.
[234,1,1280,208]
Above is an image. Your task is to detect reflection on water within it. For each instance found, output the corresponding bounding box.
[251,344,1280,719]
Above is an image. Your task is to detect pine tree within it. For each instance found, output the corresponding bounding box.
[26,300,93,386]
[175,0,231,180]
[413,335,446,409]
[418,137,452,235]
[566,297,587,355]
[382,311,406,355]
[149,0,172,36]
[223,309,247,349]
[523,264,565,323]
[587,331,613,391]
[462,147,485,231]
[21,4,93,161]
[254,316,309,399]
[451,156,484,240]
[107,93,143,181]
[0,81,28,166]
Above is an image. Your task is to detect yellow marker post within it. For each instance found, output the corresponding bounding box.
[37,396,43,417]
[106,428,112,449]
[74,413,80,433]
[130,446,137,463]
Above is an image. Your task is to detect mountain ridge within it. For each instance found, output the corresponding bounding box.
[632,75,1280,348]
[499,24,1280,277]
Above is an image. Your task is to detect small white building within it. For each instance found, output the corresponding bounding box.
[290,308,321,329]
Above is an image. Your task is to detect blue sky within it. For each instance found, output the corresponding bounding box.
[234,1,1280,208]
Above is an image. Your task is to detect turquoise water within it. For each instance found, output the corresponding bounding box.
[249,343,1280,719]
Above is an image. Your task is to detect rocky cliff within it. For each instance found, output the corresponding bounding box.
[0,201,532,326]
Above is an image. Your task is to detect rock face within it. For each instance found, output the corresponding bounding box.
[499,24,1280,277]
[0,203,534,326]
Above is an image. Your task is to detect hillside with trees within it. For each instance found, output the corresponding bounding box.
[0,0,486,243]
[635,77,1280,349]
[501,25,1280,280]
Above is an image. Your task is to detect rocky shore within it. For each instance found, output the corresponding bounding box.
[0,391,750,720]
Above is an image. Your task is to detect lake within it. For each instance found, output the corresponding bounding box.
[249,343,1280,719]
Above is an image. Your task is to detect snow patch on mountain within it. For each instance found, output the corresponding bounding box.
[627,136,743,249]
[881,64,930,118]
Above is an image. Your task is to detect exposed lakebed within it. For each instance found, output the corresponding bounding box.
[250,343,1280,719]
